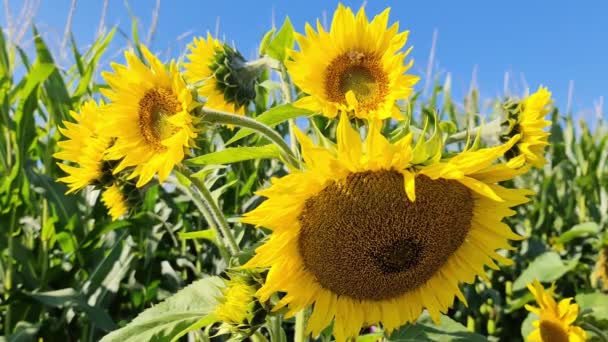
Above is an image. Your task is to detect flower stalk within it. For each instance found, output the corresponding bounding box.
[198,107,300,168]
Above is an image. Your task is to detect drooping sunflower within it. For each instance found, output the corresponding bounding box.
[101,183,128,221]
[101,45,198,187]
[525,280,587,342]
[54,100,112,193]
[243,114,532,341]
[183,33,255,115]
[502,87,552,168]
[287,4,419,121]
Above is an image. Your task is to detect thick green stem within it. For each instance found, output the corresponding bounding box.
[199,108,300,168]
[278,64,298,155]
[444,118,503,145]
[179,167,240,256]
[294,310,307,342]
[268,315,284,342]
[170,174,232,261]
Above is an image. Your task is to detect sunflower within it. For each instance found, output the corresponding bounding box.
[525,280,587,342]
[242,114,532,341]
[184,33,254,115]
[101,45,198,187]
[54,100,112,193]
[101,183,128,221]
[214,276,257,324]
[502,87,552,168]
[287,4,419,121]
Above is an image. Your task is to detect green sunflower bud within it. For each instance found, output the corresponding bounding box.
[209,44,260,109]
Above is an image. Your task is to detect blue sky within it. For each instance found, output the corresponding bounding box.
[2,0,607,120]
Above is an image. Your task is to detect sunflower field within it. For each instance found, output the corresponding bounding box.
[1,3,608,342]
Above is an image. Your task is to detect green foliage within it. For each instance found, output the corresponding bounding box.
[1,10,607,342]
[100,277,223,342]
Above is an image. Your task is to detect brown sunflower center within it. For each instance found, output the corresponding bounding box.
[297,171,473,301]
[138,88,182,151]
[324,50,388,112]
[539,320,569,342]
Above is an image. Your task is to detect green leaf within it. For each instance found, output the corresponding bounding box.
[575,292,608,321]
[388,312,487,341]
[100,277,224,342]
[226,104,314,144]
[179,229,217,242]
[265,17,294,62]
[74,27,116,98]
[169,314,217,342]
[185,145,282,166]
[26,288,117,331]
[258,28,276,56]
[513,252,580,291]
[17,62,54,102]
[556,222,600,244]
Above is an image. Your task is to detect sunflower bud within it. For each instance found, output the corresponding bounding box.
[213,273,266,338]
[184,35,263,115]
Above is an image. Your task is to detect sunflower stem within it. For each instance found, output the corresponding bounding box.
[199,107,300,168]
[582,322,608,342]
[268,315,285,342]
[294,310,308,342]
[444,118,503,145]
[170,170,237,260]
[182,167,241,256]
[278,63,300,157]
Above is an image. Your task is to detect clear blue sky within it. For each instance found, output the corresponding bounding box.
[2,0,607,120]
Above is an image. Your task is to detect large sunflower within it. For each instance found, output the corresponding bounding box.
[183,33,252,115]
[54,100,112,193]
[525,280,587,342]
[503,87,552,168]
[101,46,198,187]
[243,114,532,341]
[287,4,419,121]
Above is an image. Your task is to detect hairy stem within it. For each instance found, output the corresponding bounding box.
[179,167,240,256]
[199,108,300,168]
[170,173,233,260]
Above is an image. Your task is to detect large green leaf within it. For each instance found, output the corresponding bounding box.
[575,292,608,321]
[513,252,580,291]
[185,144,282,166]
[100,276,224,342]
[226,104,314,144]
[388,312,487,341]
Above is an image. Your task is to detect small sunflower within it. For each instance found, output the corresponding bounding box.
[502,87,552,168]
[214,276,257,325]
[101,45,198,187]
[525,280,587,342]
[243,114,532,341]
[184,33,255,115]
[287,4,419,121]
[101,183,128,221]
[54,100,112,193]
